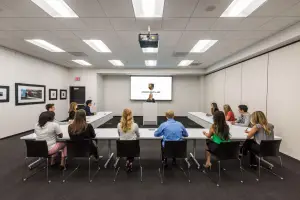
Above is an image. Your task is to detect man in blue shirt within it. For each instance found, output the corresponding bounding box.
[154,110,188,166]
[84,100,94,116]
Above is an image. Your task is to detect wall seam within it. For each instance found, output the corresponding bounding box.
[266,53,270,117]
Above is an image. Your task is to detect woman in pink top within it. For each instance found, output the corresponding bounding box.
[224,104,235,122]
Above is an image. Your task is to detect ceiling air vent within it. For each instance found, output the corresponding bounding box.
[190,61,202,66]
[68,52,88,57]
[206,5,216,12]
[172,52,189,57]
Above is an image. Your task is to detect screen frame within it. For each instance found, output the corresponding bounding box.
[130,75,173,101]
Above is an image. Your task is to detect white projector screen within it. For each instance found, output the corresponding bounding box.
[130,76,172,100]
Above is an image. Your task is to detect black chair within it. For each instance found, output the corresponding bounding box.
[62,140,101,183]
[158,140,191,183]
[23,140,52,183]
[203,141,243,187]
[113,140,142,182]
[252,140,283,182]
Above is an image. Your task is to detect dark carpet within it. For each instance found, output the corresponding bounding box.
[0,117,300,200]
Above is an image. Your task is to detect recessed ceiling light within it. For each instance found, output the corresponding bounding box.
[132,0,165,18]
[25,39,65,52]
[145,60,157,66]
[190,40,218,53]
[72,60,92,66]
[109,60,124,66]
[221,0,267,17]
[31,0,78,18]
[142,48,158,53]
[178,60,194,67]
[83,40,112,53]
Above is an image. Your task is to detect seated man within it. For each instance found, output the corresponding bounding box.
[154,110,188,166]
[231,105,250,127]
[84,100,94,116]
[46,103,55,112]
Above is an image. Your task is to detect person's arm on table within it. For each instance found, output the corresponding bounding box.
[54,123,63,138]
[203,126,214,139]
[245,126,258,139]
[154,123,164,137]
[180,123,188,137]
[89,124,96,139]
[135,125,140,138]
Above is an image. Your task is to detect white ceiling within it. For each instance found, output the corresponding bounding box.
[0,0,300,69]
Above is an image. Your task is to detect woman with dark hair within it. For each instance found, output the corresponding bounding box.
[210,102,219,115]
[68,109,99,159]
[35,111,66,169]
[203,111,231,168]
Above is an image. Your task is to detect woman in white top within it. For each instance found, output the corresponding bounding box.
[117,108,140,171]
[35,111,67,169]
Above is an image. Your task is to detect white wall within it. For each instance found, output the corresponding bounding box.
[204,41,300,160]
[0,47,69,139]
[103,75,201,116]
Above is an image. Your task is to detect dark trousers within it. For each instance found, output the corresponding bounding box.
[242,140,260,165]
[206,140,219,153]
[161,143,176,163]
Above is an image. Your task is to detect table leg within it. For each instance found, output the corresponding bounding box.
[104,140,114,169]
[190,140,200,169]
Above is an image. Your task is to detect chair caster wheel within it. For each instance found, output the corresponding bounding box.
[217,184,220,187]
[62,180,66,183]
[256,179,259,182]
[23,178,27,182]
[48,180,51,184]
[89,180,92,183]
[241,181,243,184]
[280,177,284,180]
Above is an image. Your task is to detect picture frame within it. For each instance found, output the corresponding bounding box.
[15,83,46,106]
[0,85,9,103]
[60,89,67,100]
[49,89,58,100]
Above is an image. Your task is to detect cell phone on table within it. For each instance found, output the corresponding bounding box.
[57,133,63,138]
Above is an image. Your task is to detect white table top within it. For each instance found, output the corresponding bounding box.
[189,112,214,124]
[22,128,281,141]
[86,112,112,123]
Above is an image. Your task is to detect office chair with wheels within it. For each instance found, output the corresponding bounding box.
[113,140,142,182]
[62,139,102,183]
[23,140,53,183]
[158,140,191,183]
[252,140,283,182]
[203,141,243,187]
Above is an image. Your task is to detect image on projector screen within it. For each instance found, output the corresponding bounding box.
[131,76,172,100]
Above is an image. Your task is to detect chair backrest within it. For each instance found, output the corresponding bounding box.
[67,140,91,158]
[164,140,187,158]
[259,140,281,157]
[25,140,49,158]
[116,140,140,158]
[212,141,241,160]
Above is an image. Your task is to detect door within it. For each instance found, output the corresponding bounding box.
[70,86,85,104]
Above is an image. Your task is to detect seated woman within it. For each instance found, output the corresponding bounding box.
[68,109,99,160]
[224,104,235,122]
[117,108,140,172]
[244,111,274,168]
[203,111,231,168]
[35,111,67,169]
[68,102,77,121]
[208,102,219,116]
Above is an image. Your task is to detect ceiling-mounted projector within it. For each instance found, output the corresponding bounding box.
[138,26,159,48]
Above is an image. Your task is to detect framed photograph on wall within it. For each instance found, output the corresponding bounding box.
[60,89,67,100]
[15,83,46,106]
[0,86,9,103]
[49,89,57,100]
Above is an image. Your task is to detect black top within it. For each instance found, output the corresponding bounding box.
[68,111,76,120]
[84,106,94,116]
[146,98,156,103]
[68,124,96,140]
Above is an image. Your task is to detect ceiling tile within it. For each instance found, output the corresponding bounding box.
[135,19,162,31]
[65,0,107,17]
[259,17,300,31]
[162,18,189,30]
[110,18,137,31]
[56,19,87,30]
[211,18,244,30]
[236,17,272,30]
[163,0,199,17]
[279,2,300,17]
[1,18,65,30]
[251,0,300,17]
[98,0,134,17]
[81,18,113,30]
[192,0,232,17]
[186,18,217,30]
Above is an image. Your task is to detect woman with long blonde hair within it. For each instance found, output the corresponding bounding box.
[244,111,274,168]
[68,102,77,120]
[223,104,235,121]
[117,108,140,171]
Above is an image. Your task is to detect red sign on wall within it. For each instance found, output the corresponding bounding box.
[75,77,80,81]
